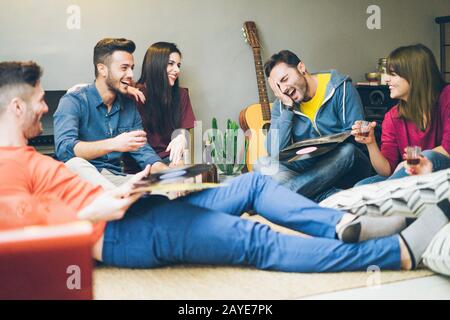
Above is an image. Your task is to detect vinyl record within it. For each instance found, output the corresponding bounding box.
[279,142,337,161]
[286,143,338,162]
[282,131,352,152]
[131,164,222,195]
[130,182,224,195]
[139,164,213,184]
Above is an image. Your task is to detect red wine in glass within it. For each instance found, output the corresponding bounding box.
[407,158,420,165]
[358,132,370,137]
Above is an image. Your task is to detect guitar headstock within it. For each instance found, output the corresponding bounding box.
[242,21,261,49]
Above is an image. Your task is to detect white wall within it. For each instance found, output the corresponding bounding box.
[0,0,448,126]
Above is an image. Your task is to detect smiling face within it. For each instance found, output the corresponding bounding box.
[167,52,181,87]
[103,51,135,95]
[385,71,410,101]
[22,82,48,139]
[269,62,308,103]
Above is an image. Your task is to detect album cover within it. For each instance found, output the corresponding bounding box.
[130,164,223,195]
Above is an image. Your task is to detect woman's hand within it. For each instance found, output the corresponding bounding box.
[404,155,433,176]
[351,121,377,145]
[67,83,88,93]
[127,86,146,104]
[166,133,187,166]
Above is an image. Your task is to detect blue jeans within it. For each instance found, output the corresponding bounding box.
[356,150,450,186]
[256,143,372,202]
[102,172,400,272]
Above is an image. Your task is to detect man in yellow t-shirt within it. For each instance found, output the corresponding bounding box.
[261,50,372,202]
[300,73,331,123]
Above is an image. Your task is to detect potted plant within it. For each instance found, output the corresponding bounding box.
[208,118,248,176]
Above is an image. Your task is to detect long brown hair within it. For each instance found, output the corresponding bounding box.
[138,42,181,135]
[387,44,445,131]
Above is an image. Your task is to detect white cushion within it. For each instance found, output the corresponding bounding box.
[423,223,450,276]
[319,169,450,276]
[320,168,450,218]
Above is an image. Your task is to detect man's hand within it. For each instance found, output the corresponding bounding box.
[166,133,187,166]
[127,86,146,104]
[268,77,294,107]
[351,121,377,145]
[111,130,147,152]
[77,183,143,222]
[150,161,169,174]
[127,164,151,187]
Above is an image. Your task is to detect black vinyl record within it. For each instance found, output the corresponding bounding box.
[279,142,337,162]
[282,131,351,152]
[284,143,338,162]
[140,164,212,184]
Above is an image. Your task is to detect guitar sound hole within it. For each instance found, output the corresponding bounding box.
[262,123,271,134]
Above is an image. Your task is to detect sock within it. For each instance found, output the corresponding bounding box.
[337,215,413,243]
[400,199,450,268]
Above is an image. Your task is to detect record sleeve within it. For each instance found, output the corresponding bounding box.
[130,164,224,195]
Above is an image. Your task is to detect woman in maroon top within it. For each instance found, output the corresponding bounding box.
[353,43,450,186]
[132,42,196,166]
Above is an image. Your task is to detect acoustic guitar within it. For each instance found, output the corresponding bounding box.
[239,21,272,171]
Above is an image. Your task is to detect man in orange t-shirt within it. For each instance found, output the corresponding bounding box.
[0,61,147,260]
[1,61,448,273]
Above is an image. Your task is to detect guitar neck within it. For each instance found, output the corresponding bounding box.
[252,47,271,121]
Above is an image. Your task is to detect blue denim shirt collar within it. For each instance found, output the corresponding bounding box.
[87,82,125,113]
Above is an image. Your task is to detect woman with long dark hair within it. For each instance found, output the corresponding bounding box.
[354,43,450,185]
[133,42,196,166]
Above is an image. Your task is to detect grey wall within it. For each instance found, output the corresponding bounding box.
[0,0,448,126]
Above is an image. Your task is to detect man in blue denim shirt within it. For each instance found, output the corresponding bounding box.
[54,38,167,186]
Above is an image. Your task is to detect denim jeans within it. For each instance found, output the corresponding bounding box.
[356,150,450,186]
[102,172,400,272]
[256,143,372,202]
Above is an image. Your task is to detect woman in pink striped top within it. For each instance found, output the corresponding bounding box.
[353,43,450,186]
